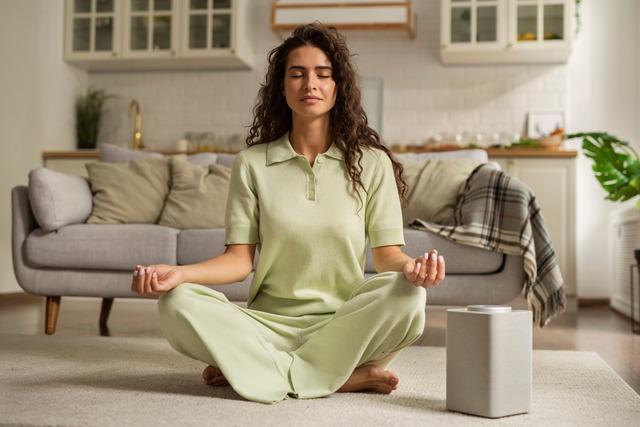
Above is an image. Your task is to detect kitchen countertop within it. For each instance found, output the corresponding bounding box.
[41,146,579,160]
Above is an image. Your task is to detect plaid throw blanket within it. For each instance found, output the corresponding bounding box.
[408,162,566,327]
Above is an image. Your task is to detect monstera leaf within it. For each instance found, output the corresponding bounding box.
[568,132,640,208]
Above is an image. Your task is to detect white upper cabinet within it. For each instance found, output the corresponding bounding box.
[181,0,235,57]
[441,0,573,64]
[122,0,179,59]
[65,0,122,60]
[64,0,252,70]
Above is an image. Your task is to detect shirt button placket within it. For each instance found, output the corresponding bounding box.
[307,171,316,200]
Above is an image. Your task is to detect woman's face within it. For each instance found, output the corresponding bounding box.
[283,45,337,120]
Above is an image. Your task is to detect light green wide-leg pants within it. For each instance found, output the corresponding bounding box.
[158,271,426,404]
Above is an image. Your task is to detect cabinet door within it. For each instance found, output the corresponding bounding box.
[181,0,234,57]
[65,0,122,60]
[122,0,179,58]
[441,0,505,52]
[502,157,576,296]
[507,0,571,51]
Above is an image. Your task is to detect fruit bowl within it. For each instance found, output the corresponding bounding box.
[537,133,564,148]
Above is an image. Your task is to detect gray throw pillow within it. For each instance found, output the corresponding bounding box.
[215,153,237,167]
[99,143,164,163]
[158,157,231,229]
[28,168,93,232]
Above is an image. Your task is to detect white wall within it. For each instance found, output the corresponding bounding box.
[0,0,87,293]
[568,0,640,298]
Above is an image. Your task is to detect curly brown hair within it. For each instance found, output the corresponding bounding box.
[246,22,407,205]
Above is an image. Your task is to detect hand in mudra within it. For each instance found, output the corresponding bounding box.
[402,249,445,288]
[131,264,184,297]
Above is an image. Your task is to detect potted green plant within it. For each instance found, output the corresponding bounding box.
[568,131,640,263]
[76,87,114,150]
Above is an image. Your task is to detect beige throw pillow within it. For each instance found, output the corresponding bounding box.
[85,158,171,224]
[158,157,231,229]
[400,159,482,225]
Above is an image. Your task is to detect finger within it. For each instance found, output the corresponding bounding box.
[436,255,445,283]
[151,271,163,293]
[427,252,438,282]
[417,256,428,284]
[413,261,422,284]
[410,259,420,282]
[135,266,145,294]
[144,267,154,295]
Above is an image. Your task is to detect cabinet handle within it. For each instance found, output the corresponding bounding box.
[111,51,117,57]
[171,50,176,56]
[441,44,447,49]
[507,42,514,49]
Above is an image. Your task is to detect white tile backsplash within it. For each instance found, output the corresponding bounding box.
[90,0,568,149]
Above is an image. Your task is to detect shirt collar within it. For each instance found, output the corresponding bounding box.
[266,132,344,166]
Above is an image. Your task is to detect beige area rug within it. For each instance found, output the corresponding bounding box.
[0,334,638,426]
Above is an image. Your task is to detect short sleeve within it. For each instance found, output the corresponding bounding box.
[224,155,260,245]
[365,152,405,248]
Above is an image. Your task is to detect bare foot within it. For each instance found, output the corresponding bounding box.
[202,365,229,386]
[337,364,399,394]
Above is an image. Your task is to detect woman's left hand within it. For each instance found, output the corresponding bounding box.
[402,249,445,288]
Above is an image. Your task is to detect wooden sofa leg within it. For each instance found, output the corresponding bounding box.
[45,296,61,335]
[99,298,114,337]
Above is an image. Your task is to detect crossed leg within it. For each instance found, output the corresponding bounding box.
[203,347,402,393]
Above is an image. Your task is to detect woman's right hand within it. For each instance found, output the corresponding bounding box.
[131,264,184,297]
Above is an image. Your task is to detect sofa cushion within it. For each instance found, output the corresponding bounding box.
[27,168,93,232]
[215,153,237,167]
[177,229,260,269]
[400,159,481,225]
[85,158,171,224]
[365,228,503,274]
[158,158,231,229]
[178,228,501,275]
[177,229,226,265]
[25,224,178,270]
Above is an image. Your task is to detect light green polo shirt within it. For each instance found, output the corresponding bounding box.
[224,132,405,317]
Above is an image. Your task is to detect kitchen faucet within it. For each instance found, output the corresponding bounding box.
[128,99,144,150]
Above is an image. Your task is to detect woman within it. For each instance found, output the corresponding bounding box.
[131,23,445,404]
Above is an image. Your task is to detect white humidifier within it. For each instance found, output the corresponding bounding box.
[446,305,532,418]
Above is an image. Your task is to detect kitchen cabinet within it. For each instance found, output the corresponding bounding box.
[121,0,179,59]
[441,0,573,64]
[610,208,640,322]
[64,0,122,61]
[64,0,252,70]
[491,155,576,296]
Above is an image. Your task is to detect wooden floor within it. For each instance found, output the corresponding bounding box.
[1,292,638,394]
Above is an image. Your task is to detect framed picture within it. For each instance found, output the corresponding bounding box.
[527,110,565,138]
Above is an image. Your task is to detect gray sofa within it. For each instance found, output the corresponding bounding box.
[11,149,524,335]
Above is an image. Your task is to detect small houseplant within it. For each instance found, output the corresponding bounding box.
[76,87,114,149]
